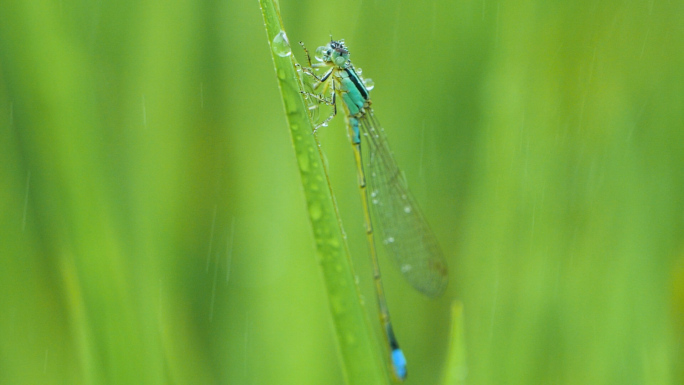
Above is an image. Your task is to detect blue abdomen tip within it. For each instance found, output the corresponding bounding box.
[391,348,407,380]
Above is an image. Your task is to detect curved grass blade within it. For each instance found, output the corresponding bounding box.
[258,1,390,383]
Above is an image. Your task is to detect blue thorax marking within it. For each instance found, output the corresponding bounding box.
[336,66,369,144]
[344,67,369,99]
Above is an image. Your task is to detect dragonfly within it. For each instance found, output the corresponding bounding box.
[299,39,448,381]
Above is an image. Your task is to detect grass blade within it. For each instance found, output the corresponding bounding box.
[258,1,390,383]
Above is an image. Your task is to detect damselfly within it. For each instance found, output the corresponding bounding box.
[299,39,448,381]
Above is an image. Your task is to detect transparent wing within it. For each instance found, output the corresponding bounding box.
[359,111,448,297]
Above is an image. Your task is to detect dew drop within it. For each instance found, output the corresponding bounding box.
[404,206,412,213]
[272,31,292,57]
[298,152,310,172]
[309,201,322,220]
[363,78,375,91]
[315,46,327,62]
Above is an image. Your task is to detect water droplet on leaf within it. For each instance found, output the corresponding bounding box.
[272,31,292,57]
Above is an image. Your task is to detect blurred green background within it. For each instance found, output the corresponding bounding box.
[1,0,683,384]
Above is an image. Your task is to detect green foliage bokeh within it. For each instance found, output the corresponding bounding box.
[1,0,683,384]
